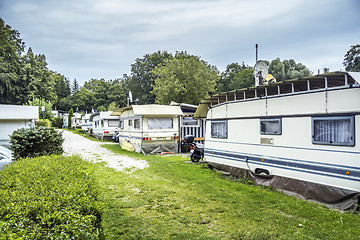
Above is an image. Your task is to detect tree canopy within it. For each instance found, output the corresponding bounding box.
[124,50,173,104]
[217,62,254,92]
[151,52,219,105]
[0,18,65,105]
[71,78,126,113]
[268,58,311,82]
[0,18,25,104]
[343,44,360,72]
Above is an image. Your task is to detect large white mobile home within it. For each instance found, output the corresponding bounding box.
[111,105,183,154]
[194,72,360,210]
[90,111,119,140]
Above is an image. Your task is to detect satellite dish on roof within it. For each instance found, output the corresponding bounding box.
[254,60,268,86]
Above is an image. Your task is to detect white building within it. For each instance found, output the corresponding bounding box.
[0,105,38,145]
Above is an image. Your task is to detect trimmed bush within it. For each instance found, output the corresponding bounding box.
[0,155,103,239]
[54,116,63,128]
[35,119,52,127]
[9,127,64,160]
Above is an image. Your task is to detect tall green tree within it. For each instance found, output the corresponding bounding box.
[217,62,254,92]
[125,50,173,104]
[21,48,57,102]
[228,68,254,90]
[343,44,360,72]
[151,52,219,105]
[0,18,25,104]
[72,78,80,95]
[68,108,73,128]
[268,58,310,81]
[73,78,126,112]
[54,74,71,99]
[53,73,71,109]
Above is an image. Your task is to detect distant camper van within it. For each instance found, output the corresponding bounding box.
[111,105,183,154]
[194,71,360,210]
[90,111,119,140]
[81,114,93,132]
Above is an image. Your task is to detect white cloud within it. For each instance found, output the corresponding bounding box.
[1,0,359,83]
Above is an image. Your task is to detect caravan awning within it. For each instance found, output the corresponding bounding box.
[194,71,360,119]
[111,105,183,117]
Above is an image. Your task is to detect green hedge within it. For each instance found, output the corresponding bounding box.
[35,119,52,127]
[0,155,103,239]
[10,127,64,160]
[54,117,63,128]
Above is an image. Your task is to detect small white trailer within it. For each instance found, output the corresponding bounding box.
[111,105,183,154]
[194,72,360,210]
[72,112,82,128]
[0,105,38,146]
[90,111,119,140]
[81,114,93,132]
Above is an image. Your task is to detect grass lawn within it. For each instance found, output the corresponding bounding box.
[96,144,360,240]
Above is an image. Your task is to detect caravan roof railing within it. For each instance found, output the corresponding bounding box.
[203,72,360,108]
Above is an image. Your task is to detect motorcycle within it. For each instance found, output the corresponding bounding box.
[184,135,204,162]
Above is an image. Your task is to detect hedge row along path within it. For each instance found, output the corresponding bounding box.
[62,130,148,172]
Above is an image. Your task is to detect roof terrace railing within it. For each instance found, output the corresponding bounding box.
[206,72,359,107]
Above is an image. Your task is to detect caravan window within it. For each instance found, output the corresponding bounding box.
[260,118,282,135]
[148,118,173,129]
[312,116,355,146]
[108,120,119,127]
[119,120,124,129]
[211,120,227,139]
[134,119,141,129]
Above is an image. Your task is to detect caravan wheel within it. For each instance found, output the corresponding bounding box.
[255,168,270,175]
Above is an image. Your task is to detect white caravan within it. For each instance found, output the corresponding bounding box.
[111,105,183,154]
[81,114,93,132]
[90,111,119,140]
[194,72,360,210]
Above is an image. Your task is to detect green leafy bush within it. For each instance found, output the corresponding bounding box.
[9,127,64,160]
[0,155,104,239]
[54,116,63,128]
[35,119,52,127]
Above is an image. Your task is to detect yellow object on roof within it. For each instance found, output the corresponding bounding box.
[266,74,276,81]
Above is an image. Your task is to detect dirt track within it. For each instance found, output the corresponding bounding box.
[61,130,148,173]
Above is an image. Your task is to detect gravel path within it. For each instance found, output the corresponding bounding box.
[62,130,148,173]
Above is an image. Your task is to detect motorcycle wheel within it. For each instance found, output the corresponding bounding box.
[190,154,201,163]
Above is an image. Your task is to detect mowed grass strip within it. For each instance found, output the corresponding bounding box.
[98,144,360,240]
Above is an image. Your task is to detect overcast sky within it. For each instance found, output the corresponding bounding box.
[1,0,359,85]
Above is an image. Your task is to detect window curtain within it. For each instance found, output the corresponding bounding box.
[108,120,119,127]
[314,118,351,143]
[148,118,173,129]
[211,121,227,138]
